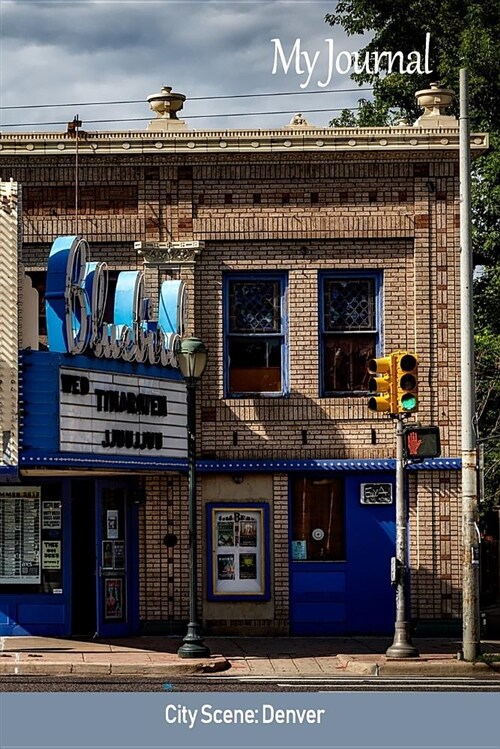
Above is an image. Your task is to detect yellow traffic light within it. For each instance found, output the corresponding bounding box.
[367,355,395,412]
[395,351,418,413]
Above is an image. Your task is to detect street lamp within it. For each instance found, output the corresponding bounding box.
[177,336,210,658]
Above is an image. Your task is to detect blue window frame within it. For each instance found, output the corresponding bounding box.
[319,272,382,396]
[224,273,288,396]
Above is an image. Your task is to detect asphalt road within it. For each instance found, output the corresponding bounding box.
[0,675,499,692]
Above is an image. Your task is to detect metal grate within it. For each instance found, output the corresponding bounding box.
[229,280,281,333]
[324,278,375,331]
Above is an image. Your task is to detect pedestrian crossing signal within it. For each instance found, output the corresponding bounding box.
[403,426,441,460]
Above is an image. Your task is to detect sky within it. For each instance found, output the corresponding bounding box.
[0,0,374,133]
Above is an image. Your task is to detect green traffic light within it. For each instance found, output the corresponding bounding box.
[401,393,418,411]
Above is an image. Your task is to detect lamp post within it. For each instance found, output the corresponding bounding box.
[177,336,210,659]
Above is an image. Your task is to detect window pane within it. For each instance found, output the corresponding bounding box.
[291,477,345,561]
[229,281,281,333]
[324,278,375,332]
[228,337,281,393]
[323,333,375,392]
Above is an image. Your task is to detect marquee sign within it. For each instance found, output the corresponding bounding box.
[45,235,186,367]
[59,367,187,458]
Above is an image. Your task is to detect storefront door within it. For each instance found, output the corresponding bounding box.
[95,481,137,637]
[289,474,395,635]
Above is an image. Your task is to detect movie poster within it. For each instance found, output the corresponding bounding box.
[217,517,234,547]
[105,578,123,620]
[238,517,258,547]
[239,553,257,580]
[217,554,235,580]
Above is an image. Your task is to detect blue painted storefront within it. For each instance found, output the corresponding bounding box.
[0,349,185,637]
[0,478,140,637]
[289,472,396,635]
[200,457,460,636]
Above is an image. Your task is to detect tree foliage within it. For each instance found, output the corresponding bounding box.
[326,1,500,508]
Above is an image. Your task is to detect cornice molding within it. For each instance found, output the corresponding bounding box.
[0,127,488,156]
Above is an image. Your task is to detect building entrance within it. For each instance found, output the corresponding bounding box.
[289,473,396,635]
[71,479,137,638]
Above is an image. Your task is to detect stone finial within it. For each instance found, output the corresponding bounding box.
[414,82,457,128]
[147,86,188,131]
[286,113,317,129]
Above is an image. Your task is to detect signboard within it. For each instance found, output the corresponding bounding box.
[42,501,61,530]
[59,367,187,458]
[42,540,61,570]
[291,540,307,560]
[360,483,393,505]
[208,504,270,600]
[0,487,41,583]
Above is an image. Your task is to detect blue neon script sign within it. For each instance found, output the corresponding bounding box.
[45,235,185,367]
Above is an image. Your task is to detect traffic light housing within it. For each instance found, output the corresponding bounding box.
[367,355,395,412]
[394,351,418,413]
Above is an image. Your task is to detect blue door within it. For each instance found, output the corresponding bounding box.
[345,474,395,634]
[95,481,137,638]
[289,474,395,635]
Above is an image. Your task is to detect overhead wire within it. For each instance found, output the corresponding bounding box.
[0,87,374,112]
[1,106,376,129]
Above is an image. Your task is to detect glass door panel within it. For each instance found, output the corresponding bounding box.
[96,484,129,637]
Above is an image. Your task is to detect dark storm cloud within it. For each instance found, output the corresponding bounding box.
[0,0,372,131]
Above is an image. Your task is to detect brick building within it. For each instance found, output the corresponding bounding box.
[0,84,488,637]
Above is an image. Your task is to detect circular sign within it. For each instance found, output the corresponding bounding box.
[312,528,324,541]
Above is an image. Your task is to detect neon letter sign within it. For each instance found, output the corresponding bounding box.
[45,235,185,367]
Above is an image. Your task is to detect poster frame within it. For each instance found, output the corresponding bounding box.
[206,502,270,601]
[0,486,41,584]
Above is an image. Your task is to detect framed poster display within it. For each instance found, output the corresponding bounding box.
[207,502,270,601]
[0,486,41,584]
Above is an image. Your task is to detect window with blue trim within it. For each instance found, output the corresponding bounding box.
[225,274,287,395]
[320,273,380,395]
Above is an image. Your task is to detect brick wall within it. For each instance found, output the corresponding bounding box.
[409,471,462,621]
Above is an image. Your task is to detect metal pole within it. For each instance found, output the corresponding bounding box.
[386,415,419,658]
[178,379,210,658]
[459,67,480,661]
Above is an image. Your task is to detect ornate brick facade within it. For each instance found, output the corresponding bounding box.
[0,96,487,634]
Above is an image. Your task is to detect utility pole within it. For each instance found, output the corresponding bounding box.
[459,68,481,661]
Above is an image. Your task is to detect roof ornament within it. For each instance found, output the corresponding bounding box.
[147,86,189,131]
[286,112,317,129]
[414,82,457,129]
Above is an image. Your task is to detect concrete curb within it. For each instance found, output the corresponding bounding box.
[336,654,500,677]
[0,656,230,677]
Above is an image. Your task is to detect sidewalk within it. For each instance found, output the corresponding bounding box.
[1,634,500,678]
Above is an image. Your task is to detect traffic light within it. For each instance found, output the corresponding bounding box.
[367,355,395,412]
[394,351,418,413]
